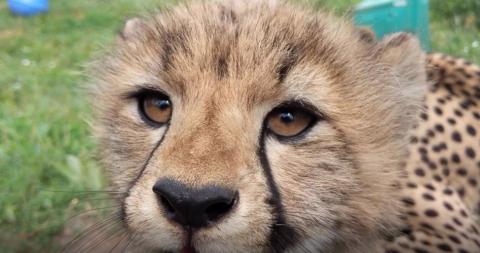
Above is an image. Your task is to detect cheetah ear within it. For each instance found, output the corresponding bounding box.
[376,32,426,86]
[356,26,376,43]
[376,32,428,127]
[118,17,146,41]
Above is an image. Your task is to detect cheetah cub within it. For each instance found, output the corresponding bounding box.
[88,1,451,252]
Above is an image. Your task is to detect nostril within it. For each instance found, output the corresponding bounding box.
[205,192,238,222]
[160,195,176,216]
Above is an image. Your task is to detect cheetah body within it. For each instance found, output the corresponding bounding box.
[384,54,480,253]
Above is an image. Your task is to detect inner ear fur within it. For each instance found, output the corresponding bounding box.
[375,33,426,85]
[375,32,428,132]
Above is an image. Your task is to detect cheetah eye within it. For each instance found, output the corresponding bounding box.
[266,104,317,138]
[139,92,172,126]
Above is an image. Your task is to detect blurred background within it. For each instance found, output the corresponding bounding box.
[0,0,479,252]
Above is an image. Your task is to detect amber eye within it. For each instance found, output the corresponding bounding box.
[140,93,172,125]
[266,106,316,138]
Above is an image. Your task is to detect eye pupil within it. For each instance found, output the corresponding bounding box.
[280,112,295,123]
[155,99,170,110]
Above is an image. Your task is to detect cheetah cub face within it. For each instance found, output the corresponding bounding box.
[91,1,427,252]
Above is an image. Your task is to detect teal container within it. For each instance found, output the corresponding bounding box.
[354,0,431,51]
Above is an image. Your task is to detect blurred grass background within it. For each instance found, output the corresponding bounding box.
[0,0,479,252]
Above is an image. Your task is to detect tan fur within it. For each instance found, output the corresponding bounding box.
[89,1,427,252]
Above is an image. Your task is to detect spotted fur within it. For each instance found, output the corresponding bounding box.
[382,54,480,253]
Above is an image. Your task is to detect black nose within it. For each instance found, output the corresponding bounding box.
[152,178,238,228]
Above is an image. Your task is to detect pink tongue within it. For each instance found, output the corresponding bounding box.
[181,246,196,253]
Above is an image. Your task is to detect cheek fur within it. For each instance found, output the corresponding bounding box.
[265,124,359,240]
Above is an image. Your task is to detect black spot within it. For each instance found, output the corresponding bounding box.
[447,118,456,125]
[418,147,428,154]
[448,235,461,244]
[421,240,431,246]
[456,168,467,176]
[423,193,435,201]
[442,168,450,177]
[420,112,429,121]
[465,147,476,159]
[386,249,400,253]
[432,144,442,153]
[421,222,435,230]
[468,177,477,187]
[439,157,448,166]
[413,248,429,253]
[407,182,418,188]
[434,124,445,133]
[444,202,454,211]
[454,109,463,117]
[425,209,439,217]
[410,136,419,144]
[433,174,443,182]
[436,243,453,252]
[434,106,443,115]
[466,125,476,136]
[451,153,461,163]
[415,168,426,177]
[408,234,416,242]
[473,111,480,120]
[402,197,415,206]
[427,129,435,138]
[443,188,453,195]
[471,225,479,235]
[457,187,466,198]
[460,99,475,109]
[444,223,456,231]
[461,89,472,97]
[445,83,456,94]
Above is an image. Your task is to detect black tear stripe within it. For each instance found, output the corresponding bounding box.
[257,128,299,252]
[121,124,170,222]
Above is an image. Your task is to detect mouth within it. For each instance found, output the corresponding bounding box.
[180,228,196,253]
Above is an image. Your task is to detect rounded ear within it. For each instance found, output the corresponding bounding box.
[375,33,428,131]
[118,17,146,41]
[375,33,426,86]
[356,26,376,43]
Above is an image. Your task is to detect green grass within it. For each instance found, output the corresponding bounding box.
[0,0,478,252]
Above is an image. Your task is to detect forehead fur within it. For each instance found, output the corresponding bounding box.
[92,0,372,96]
